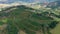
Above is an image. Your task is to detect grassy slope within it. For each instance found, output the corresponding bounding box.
[51,23,60,34]
[0,5,60,34]
[8,6,60,34]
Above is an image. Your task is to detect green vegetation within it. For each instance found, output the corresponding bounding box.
[0,5,60,34]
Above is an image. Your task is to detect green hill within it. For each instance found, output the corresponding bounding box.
[0,5,59,34]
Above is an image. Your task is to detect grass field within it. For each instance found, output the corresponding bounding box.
[51,23,60,34]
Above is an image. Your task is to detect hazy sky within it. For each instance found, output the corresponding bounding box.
[0,0,56,3]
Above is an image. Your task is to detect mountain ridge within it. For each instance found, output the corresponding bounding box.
[47,0,60,8]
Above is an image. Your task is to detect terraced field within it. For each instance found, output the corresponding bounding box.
[0,5,60,34]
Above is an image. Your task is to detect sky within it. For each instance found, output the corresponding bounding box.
[0,0,56,4]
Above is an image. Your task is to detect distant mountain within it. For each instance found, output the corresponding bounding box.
[0,0,56,4]
[0,2,41,9]
[47,0,60,8]
[0,0,57,10]
[0,1,29,8]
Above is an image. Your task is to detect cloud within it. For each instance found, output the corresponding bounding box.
[0,0,8,2]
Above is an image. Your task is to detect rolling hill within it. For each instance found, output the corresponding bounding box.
[0,4,60,34]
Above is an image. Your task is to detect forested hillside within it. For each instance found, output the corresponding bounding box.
[0,4,60,34]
